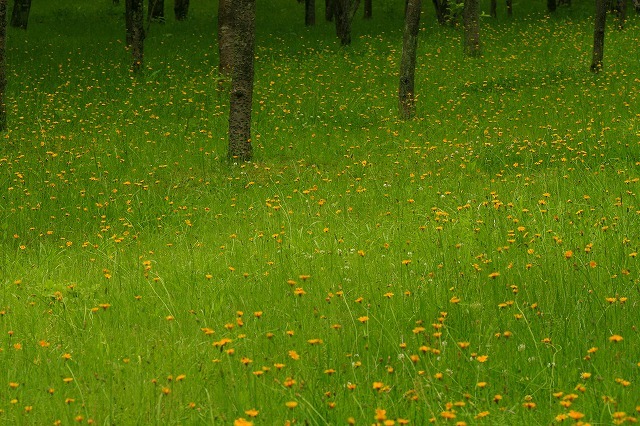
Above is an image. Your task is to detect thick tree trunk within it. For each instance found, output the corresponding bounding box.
[463,0,480,56]
[10,0,30,29]
[325,0,334,21]
[506,0,512,16]
[129,0,145,73]
[174,0,189,20]
[490,0,496,17]
[228,0,256,161]
[305,0,316,25]
[0,0,7,131]
[547,0,557,12]
[591,0,606,72]
[363,0,372,18]
[218,0,233,77]
[334,0,360,45]
[399,0,421,120]
[432,0,449,24]
[148,0,165,22]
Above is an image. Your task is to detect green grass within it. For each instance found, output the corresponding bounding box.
[1,0,640,424]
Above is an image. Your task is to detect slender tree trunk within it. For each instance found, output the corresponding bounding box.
[0,0,7,131]
[617,0,627,28]
[174,0,189,20]
[130,0,145,73]
[591,0,606,72]
[325,0,334,21]
[228,0,256,161]
[490,0,496,17]
[463,0,480,56]
[547,0,557,12]
[10,0,30,29]
[363,0,372,18]
[506,0,512,16]
[399,0,421,120]
[148,0,165,22]
[432,0,449,24]
[334,0,360,45]
[305,0,316,25]
[218,0,233,77]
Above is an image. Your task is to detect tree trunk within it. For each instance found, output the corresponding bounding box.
[218,0,233,77]
[399,0,421,120]
[591,0,606,72]
[10,0,30,29]
[334,0,360,45]
[490,0,496,17]
[506,0,512,16]
[305,0,316,25]
[0,0,7,131]
[148,0,165,23]
[174,0,189,20]
[129,0,145,73]
[463,0,480,56]
[228,0,256,161]
[547,0,557,12]
[325,0,334,21]
[617,0,627,28]
[363,0,372,18]
[432,0,449,24]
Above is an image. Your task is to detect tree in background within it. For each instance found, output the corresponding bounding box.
[228,0,256,161]
[10,0,30,29]
[218,0,233,77]
[325,0,334,21]
[591,0,606,72]
[398,0,421,119]
[432,0,450,24]
[363,0,372,19]
[0,0,7,131]
[148,0,165,23]
[333,0,360,45]
[463,0,480,56]
[305,0,315,26]
[174,0,189,20]
[506,0,512,16]
[547,0,557,12]
[126,0,145,73]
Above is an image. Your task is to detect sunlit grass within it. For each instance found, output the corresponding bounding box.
[1,0,639,424]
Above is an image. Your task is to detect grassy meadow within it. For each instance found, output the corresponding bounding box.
[1,0,640,424]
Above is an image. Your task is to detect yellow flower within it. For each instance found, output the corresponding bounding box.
[358,316,369,323]
[609,335,624,342]
[375,408,387,421]
[244,409,259,417]
[234,418,253,426]
[476,355,488,363]
[288,350,300,360]
[285,401,298,409]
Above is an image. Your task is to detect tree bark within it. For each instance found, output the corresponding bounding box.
[591,0,606,72]
[399,0,421,120]
[547,0,556,12]
[617,0,627,28]
[506,0,512,16]
[228,0,256,161]
[463,0,480,56]
[10,0,30,29]
[174,0,189,20]
[305,0,316,25]
[148,0,165,23]
[129,0,145,73]
[0,0,7,131]
[334,0,360,45]
[218,0,233,77]
[490,0,496,17]
[325,0,334,21]
[363,0,372,18]
[432,0,449,24]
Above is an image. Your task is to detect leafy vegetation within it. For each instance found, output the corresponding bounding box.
[1,0,639,424]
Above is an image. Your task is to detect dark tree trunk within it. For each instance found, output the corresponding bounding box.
[218,0,233,77]
[490,0,496,17]
[399,0,421,120]
[114,0,120,4]
[128,0,145,73]
[363,0,372,18]
[126,0,133,45]
[0,0,7,131]
[463,0,480,56]
[506,0,512,16]
[10,0,30,29]
[325,0,334,21]
[432,0,449,24]
[174,0,189,20]
[305,0,316,25]
[617,0,627,28]
[228,0,256,161]
[547,0,557,12]
[591,0,606,72]
[148,0,165,22]
[334,0,360,45]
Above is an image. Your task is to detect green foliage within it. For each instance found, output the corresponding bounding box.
[1,0,639,424]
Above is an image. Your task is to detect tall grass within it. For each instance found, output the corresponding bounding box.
[1,0,639,424]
